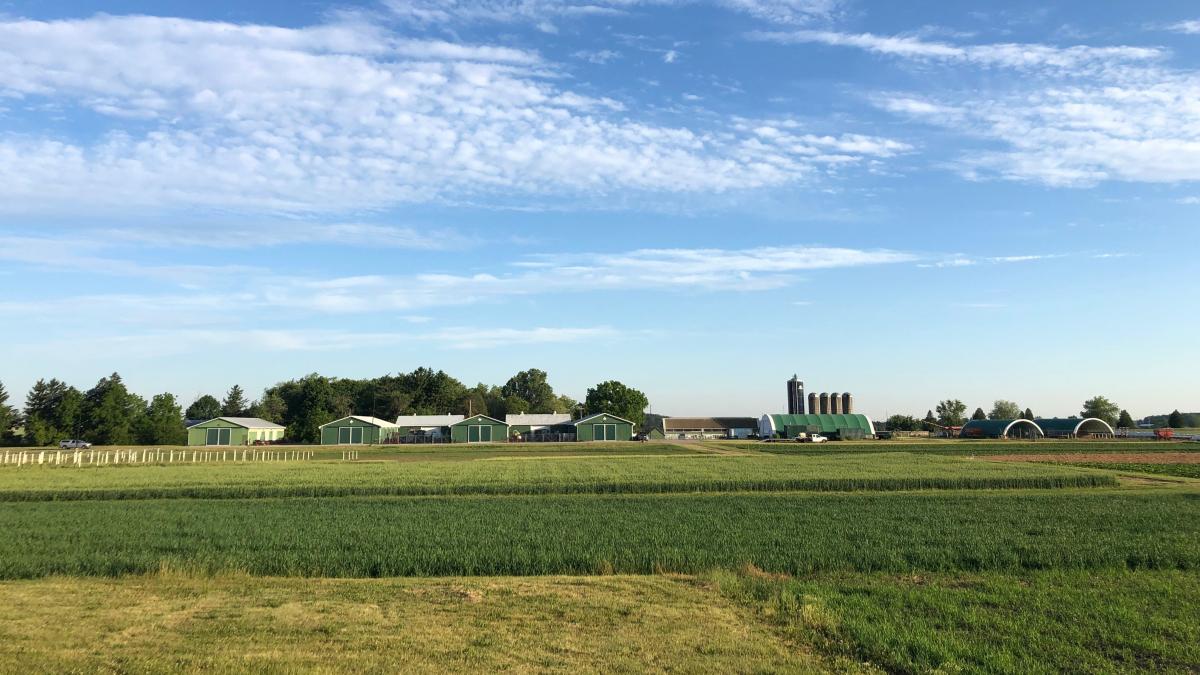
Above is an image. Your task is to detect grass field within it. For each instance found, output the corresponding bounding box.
[1066,462,1200,479]
[0,452,1117,501]
[2,440,1197,672]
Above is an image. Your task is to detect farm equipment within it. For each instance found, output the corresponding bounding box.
[1155,428,1174,440]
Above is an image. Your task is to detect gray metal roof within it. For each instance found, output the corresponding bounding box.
[319,415,399,429]
[395,414,464,427]
[505,413,573,426]
[663,417,758,431]
[216,417,285,430]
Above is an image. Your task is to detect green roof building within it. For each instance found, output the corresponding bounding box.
[450,414,510,443]
[575,412,634,441]
[187,417,285,446]
[759,413,875,439]
[319,416,400,445]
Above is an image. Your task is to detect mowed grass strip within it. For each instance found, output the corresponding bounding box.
[707,568,1200,674]
[1,490,1197,579]
[733,439,1200,456]
[1067,462,1200,479]
[0,574,822,674]
[0,453,1116,502]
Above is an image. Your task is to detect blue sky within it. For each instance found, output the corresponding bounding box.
[1,0,1198,419]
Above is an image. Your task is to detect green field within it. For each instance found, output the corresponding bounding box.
[2,441,1197,672]
[0,451,1117,501]
[1066,462,1200,479]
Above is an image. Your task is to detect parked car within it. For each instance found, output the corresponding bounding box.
[58,439,92,449]
[799,434,828,443]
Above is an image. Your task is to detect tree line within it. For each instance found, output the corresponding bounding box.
[0,369,650,446]
[883,395,1140,431]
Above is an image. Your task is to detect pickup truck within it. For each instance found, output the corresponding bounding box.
[798,434,828,443]
[58,439,92,449]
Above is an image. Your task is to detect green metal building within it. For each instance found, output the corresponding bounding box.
[450,414,510,443]
[574,412,634,441]
[758,413,875,440]
[187,417,286,446]
[319,416,401,445]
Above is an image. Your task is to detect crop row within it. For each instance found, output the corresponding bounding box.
[0,453,1116,501]
[1,490,1196,579]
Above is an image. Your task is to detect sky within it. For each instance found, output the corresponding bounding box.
[1,0,1198,420]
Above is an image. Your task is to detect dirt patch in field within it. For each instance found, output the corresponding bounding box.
[985,453,1200,464]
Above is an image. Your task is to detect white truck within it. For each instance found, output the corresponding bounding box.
[58,439,92,449]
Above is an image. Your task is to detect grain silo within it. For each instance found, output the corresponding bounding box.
[808,393,819,415]
[829,393,842,414]
[818,393,830,414]
[842,393,853,414]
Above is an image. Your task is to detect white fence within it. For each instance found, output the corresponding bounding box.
[0,448,315,468]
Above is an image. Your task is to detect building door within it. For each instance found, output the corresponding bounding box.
[466,425,492,443]
[594,423,616,441]
[338,427,365,444]
[206,427,231,445]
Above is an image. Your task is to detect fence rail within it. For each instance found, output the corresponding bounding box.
[0,448,315,468]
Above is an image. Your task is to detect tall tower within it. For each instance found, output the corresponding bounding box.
[786,375,805,415]
[808,393,819,416]
[842,393,853,414]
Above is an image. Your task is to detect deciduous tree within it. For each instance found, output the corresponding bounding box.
[1081,396,1120,426]
[584,381,649,426]
[989,400,1022,420]
[935,399,967,427]
[186,395,222,421]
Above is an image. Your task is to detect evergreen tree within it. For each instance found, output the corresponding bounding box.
[1168,409,1184,428]
[1023,407,1035,420]
[185,395,222,420]
[0,381,18,443]
[1116,409,1136,428]
[136,393,186,445]
[971,407,987,420]
[583,381,649,426]
[923,410,936,429]
[81,373,141,445]
[24,378,82,445]
[221,385,249,417]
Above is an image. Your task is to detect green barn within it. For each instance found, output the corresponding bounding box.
[187,417,286,446]
[319,416,401,445]
[574,412,634,441]
[450,414,510,443]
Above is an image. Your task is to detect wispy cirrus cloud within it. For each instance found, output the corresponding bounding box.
[1165,19,1200,34]
[759,29,1200,188]
[383,0,842,28]
[748,29,1163,73]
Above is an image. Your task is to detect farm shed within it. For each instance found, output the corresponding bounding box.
[450,414,510,443]
[319,416,400,445]
[395,414,463,440]
[959,418,1044,439]
[506,413,574,441]
[575,413,634,441]
[187,417,285,446]
[658,417,759,440]
[1036,417,1116,438]
[758,413,875,440]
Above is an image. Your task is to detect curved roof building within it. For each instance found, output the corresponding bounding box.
[960,417,1115,439]
[759,413,875,438]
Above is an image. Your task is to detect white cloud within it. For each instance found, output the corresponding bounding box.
[749,30,1163,73]
[0,15,904,213]
[663,49,679,63]
[1166,20,1200,35]
[384,0,841,27]
[574,49,621,64]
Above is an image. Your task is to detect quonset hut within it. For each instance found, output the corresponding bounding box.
[759,413,875,440]
[959,417,1116,439]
